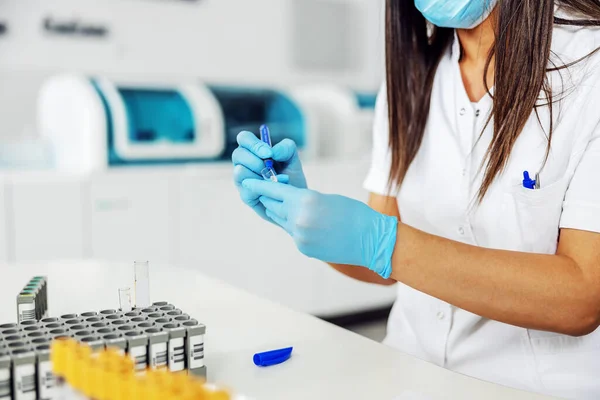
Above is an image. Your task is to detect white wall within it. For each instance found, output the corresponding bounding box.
[0,0,385,142]
[88,170,176,264]
[0,178,8,263]
[0,0,383,86]
[8,173,86,261]
[0,70,48,142]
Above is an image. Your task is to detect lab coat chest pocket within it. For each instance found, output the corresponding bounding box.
[504,177,568,254]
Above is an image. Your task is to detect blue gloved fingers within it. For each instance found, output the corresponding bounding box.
[233,166,262,207]
[259,196,288,220]
[276,175,290,184]
[236,186,259,206]
[237,184,260,206]
[236,131,273,159]
[271,139,308,189]
[242,179,298,201]
[232,147,267,176]
[234,165,289,186]
[233,164,262,187]
[265,209,288,230]
[271,138,298,163]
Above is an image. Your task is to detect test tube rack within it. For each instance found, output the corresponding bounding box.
[50,338,230,400]
[0,302,206,400]
[16,277,48,324]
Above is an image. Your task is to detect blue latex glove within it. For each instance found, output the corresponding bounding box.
[241,179,398,278]
[232,131,308,222]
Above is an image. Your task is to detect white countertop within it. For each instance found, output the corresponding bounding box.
[0,260,550,400]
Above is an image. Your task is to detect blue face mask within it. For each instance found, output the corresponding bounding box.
[414,0,498,29]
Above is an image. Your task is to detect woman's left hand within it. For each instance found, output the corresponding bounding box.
[242,179,398,278]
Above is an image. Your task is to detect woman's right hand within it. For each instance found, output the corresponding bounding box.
[232,130,307,221]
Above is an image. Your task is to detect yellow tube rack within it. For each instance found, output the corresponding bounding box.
[50,337,230,400]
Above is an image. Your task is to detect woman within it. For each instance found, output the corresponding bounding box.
[232,1,600,398]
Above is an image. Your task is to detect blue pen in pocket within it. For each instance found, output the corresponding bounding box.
[523,171,540,189]
[259,124,278,182]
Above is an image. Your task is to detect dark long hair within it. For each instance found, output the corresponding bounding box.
[385,0,600,201]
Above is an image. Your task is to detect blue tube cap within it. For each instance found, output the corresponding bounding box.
[522,171,536,189]
[253,346,293,367]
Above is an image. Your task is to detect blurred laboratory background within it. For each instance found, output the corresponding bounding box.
[0,0,390,341]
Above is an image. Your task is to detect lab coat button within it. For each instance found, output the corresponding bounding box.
[459,108,466,116]
[458,226,465,235]
[475,109,481,117]
[461,168,466,176]
[437,312,445,320]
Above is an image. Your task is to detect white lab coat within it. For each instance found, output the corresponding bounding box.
[364,21,600,399]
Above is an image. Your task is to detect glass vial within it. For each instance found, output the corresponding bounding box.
[134,261,151,308]
[119,288,132,312]
[261,167,278,182]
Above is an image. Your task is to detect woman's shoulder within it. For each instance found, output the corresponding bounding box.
[552,9,600,63]
[551,16,600,96]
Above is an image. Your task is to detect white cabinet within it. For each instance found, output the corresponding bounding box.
[304,158,397,316]
[4,161,395,316]
[0,178,8,263]
[173,165,325,314]
[312,263,397,317]
[175,161,396,316]
[9,174,85,262]
[89,170,175,264]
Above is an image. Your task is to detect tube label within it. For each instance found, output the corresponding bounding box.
[14,364,36,400]
[168,337,185,372]
[150,342,168,370]
[129,345,148,372]
[18,303,35,323]
[0,368,11,399]
[188,334,204,369]
[37,360,55,400]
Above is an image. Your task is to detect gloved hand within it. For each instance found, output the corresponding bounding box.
[232,131,308,222]
[241,179,398,278]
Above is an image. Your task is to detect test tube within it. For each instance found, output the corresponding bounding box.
[184,320,205,376]
[17,293,35,323]
[134,261,151,308]
[146,329,168,370]
[125,331,149,372]
[119,288,133,312]
[35,345,55,400]
[80,337,104,352]
[0,353,11,400]
[162,323,186,372]
[12,349,36,400]
[104,335,127,356]
[261,167,278,182]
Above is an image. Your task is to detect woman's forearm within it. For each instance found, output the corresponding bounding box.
[328,263,396,286]
[391,224,600,336]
